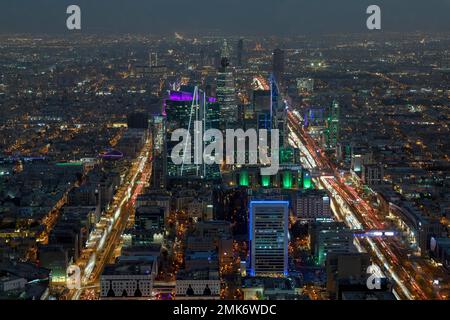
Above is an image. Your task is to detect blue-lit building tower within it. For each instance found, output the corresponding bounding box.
[249,201,289,276]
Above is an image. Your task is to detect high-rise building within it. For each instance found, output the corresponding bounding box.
[309,222,355,266]
[237,39,244,67]
[165,90,200,179]
[253,90,271,113]
[295,189,332,222]
[270,74,287,147]
[217,57,237,125]
[150,115,165,154]
[221,39,231,60]
[252,89,271,129]
[164,89,220,180]
[327,100,340,149]
[249,201,289,276]
[272,48,285,86]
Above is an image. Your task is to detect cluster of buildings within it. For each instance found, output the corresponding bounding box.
[0,31,448,300]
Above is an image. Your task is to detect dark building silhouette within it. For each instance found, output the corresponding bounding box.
[272,48,285,85]
[127,112,149,129]
[237,39,244,67]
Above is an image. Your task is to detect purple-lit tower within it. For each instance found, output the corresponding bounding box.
[164,89,220,180]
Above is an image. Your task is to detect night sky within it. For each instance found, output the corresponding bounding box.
[1,0,449,35]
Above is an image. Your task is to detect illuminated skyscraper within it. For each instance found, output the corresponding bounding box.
[327,100,340,148]
[252,89,271,129]
[270,75,287,147]
[165,91,198,179]
[217,57,237,125]
[249,201,289,276]
[164,89,220,180]
[221,39,231,60]
[272,48,285,86]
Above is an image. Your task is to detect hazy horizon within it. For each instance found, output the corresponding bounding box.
[0,0,449,36]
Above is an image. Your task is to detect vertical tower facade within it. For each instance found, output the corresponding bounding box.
[164,89,220,180]
[249,201,289,276]
[217,57,237,126]
[165,90,199,178]
[237,39,244,67]
[327,100,340,149]
[270,75,287,147]
[272,48,285,86]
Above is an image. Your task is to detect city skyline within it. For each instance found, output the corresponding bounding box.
[0,1,449,306]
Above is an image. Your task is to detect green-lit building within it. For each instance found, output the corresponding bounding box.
[309,222,355,266]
